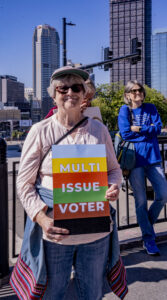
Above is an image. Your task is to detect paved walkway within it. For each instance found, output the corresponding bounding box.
[68,241,167,300]
[104,239,167,300]
[1,158,167,299]
[1,233,167,300]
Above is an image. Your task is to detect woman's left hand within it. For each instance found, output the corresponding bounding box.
[105,184,119,201]
[131,125,141,132]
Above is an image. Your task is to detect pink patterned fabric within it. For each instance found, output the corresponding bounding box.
[107,256,128,299]
[10,254,47,300]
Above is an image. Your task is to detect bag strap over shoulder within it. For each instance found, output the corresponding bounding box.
[39,116,88,170]
[54,116,88,145]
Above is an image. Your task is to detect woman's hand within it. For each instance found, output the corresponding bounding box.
[35,210,69,242]
[131,126,141,132]
[105,184,119,201]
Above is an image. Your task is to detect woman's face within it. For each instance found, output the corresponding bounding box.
[126,84,144,108]
[53,77,85,111]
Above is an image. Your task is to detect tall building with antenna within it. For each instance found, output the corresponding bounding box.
[109,0,152,86]
[33,24,60,117]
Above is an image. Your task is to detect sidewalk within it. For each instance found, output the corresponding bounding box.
[104,239,167,300]
[1,162,167,299]
[65,233,167,300]
[1,227,167,300]
[64,225,167,300]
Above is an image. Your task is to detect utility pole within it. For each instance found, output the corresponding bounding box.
[62,18,76,66]
[0,138,9,285]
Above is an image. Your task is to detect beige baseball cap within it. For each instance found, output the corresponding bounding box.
[51,66,89,82]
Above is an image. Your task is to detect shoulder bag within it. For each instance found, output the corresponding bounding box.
[114,108,136,177]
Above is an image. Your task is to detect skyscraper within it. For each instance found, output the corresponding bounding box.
[33,24,60,117]
[0,75,24,105]
[152,30,167,97]
[109,0,152,86]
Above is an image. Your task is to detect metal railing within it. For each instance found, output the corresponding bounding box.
[10,137,167,257]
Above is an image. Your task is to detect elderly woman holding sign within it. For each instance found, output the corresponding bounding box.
[10,66,127,300]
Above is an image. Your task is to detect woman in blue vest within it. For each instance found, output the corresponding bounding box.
[118,80,167,255]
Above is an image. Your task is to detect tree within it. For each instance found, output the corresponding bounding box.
[92,83,167,130]
[11,130,24,140]
[92,83,124,131]
[144,86,167,126]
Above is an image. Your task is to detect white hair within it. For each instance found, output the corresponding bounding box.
[47,74,87,98]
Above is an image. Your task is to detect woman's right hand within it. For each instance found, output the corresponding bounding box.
[35,210,69,242]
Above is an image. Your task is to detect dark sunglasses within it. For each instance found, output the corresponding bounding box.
[129,88,143,94]
[56,84,84,94]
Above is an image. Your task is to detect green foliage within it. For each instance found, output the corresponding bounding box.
[92,83,124,130]
[144,86,167,126]
[12,130,24,139]
[92,83,167,130]
[12,130,18,138]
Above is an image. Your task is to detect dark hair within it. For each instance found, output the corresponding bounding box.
[124,80,146,106]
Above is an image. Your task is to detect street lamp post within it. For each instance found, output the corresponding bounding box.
[62,18,76,66]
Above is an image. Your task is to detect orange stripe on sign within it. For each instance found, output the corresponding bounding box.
[54,201,110,220]
[53,172,108,188]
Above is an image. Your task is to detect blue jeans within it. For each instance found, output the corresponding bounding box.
[43,234,110,300]
[129,163,167,242]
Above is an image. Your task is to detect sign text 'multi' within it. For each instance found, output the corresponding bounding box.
[60,163,100,173]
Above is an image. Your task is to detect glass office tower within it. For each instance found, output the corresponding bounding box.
[109,0,152,86]
[152,30,167,97]
[33,24,60,117]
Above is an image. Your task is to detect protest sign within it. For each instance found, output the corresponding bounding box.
[52,144,110,234]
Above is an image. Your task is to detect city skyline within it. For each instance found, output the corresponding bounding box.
[0,0,167,88]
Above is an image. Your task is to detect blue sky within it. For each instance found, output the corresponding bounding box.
[0,0,167,88]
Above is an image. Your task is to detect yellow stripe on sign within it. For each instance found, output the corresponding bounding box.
[52,157,107,174]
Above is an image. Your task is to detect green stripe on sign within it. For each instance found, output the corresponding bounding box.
[53,186,108,204]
